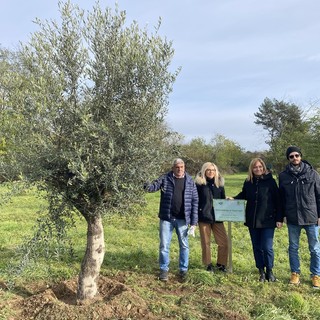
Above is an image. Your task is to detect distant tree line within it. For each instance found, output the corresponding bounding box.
[165,135,258,176]
[169,98,320,176]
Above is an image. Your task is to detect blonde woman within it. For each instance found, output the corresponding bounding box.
[195,162,228,272]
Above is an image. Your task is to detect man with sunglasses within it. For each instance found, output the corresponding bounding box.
[279,146,320,288]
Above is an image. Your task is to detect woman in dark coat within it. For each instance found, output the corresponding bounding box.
[195,162,228,272]
[234,158,283,282]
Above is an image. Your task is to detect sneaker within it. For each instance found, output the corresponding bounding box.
[179,271,188,282]
[216,263,227,273]
[159,270,168,282]
[312,275,320,289]
[289,272,300,285]
[206,263,214,272]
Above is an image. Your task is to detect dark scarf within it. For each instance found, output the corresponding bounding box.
[289,161,305,175]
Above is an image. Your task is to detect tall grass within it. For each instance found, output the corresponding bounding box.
[0,174,319,320]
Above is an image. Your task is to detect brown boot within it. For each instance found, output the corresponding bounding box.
[289,272,300,285]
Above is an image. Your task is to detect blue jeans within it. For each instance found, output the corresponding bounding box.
[249,228,275,270]
[287,224,320,276]
[159,219,189,272]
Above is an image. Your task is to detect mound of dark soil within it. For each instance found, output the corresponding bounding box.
[4,276,160,320]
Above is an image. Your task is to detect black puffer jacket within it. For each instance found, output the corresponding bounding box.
[234,173,282,228]
[279,160,320,225]
[196,178,225,224]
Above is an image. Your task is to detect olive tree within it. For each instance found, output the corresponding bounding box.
[2,1,179,301]
[0,47,29,181]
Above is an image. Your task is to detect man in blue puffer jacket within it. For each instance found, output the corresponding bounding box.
[144,158,198,282]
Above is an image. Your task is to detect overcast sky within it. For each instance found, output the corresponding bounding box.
[1,0,320,151]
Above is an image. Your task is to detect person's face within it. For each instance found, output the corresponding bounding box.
[173,162,185,178]
[288,152,301,166]
[252,161,264,177]
[205,165,216,179]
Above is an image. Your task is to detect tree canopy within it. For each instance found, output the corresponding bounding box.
[254,97,320,172]
[254,98,305,144]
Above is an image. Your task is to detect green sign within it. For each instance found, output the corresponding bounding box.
[213,199,246,222]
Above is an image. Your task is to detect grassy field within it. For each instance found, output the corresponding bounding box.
[0,174,319,319]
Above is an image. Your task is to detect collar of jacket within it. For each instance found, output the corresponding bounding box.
[173,173,185,178]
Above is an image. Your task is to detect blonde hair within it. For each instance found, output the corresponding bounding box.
[195,162,224,187]
[246,158,267,182]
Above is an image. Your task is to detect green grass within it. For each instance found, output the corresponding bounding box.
[0,174,320,320]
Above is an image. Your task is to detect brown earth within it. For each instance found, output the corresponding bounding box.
[1,275,161,320]
[0,273,249,320]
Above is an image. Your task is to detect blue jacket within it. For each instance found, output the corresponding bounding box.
[145,171,199,226]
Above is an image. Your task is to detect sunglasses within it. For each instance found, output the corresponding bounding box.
[289,154,300,159]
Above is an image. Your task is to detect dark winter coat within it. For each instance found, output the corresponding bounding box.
[145,171,199,226]
[234,173,282,228]
[279,160,320,225]
[196,179,225,224]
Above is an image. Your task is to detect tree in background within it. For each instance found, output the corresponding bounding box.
[179,137,214,175]
[0,1,178,301]
[211,134,245,173]
[254,98,306,144]
[178,134,248,175]
[254,98,309,173]
[304,105,320,169]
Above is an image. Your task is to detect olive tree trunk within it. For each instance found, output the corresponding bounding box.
[77,214,105,301]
